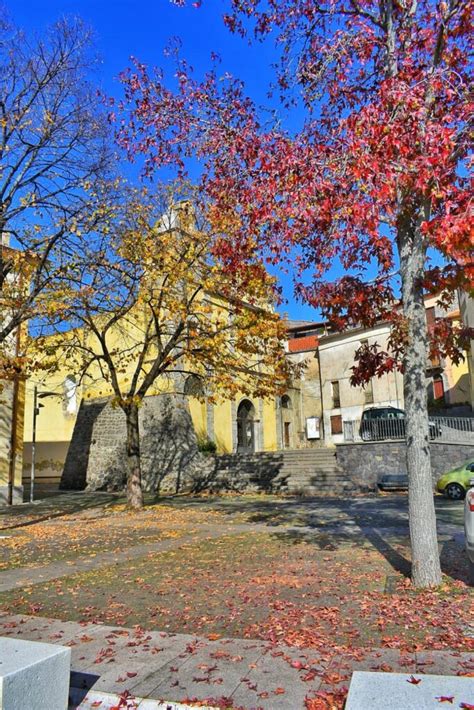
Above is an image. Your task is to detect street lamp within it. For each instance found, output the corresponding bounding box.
[30,386,62,503]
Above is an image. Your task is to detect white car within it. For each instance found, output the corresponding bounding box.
[465,477,474,585]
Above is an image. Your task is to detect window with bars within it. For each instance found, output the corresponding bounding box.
[331,380,340,408]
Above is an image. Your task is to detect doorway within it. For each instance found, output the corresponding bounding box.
[237,399,256,453]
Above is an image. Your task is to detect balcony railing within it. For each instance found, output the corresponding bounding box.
[343,416,474,444]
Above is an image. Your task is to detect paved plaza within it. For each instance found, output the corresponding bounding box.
[1,492,472,709]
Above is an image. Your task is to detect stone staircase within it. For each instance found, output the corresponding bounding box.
[213,448,352,495]
[277,448,352,495]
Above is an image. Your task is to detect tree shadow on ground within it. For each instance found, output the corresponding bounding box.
[152,492,468,583]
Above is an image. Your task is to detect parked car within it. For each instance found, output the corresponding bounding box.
[464,478,474,585]
[436,460,474,500]
[359,406,440,441]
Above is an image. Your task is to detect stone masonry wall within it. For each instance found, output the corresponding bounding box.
[335,441,474,491]
[61,397,474,496]
[194,442,474,495]
[60,394,212,493]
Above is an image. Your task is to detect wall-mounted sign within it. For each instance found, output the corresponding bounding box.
[306,416,320,439]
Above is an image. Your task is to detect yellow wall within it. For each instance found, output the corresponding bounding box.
[262,398,278,451]
[213,400,233,453]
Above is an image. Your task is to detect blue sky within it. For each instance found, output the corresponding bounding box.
[8,0,322,321]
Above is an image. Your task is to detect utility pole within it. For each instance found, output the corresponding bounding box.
[30,386,38,504]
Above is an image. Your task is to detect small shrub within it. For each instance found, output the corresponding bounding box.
[196,436,217,455]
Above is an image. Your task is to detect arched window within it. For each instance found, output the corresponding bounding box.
[237,399,256,453]
[184,375,205,397]
[281,394,292,409]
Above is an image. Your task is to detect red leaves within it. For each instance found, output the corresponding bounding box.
[112,0,472,378]
[110,689,137,710]
[305,687,348,710]
[407,675,422,685]
[435,697,454,704]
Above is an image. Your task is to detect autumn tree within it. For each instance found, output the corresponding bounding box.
[111,0,472,585]
[45,184,290,509]
[0,15,112,377]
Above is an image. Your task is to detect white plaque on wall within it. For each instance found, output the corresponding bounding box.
[306,417,320,439]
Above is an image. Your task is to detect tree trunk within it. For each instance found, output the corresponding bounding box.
[124,403,144,510]
[399,223,442,588]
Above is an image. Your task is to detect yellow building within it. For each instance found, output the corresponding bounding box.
[21,286,290,493]
[22,365,283,493]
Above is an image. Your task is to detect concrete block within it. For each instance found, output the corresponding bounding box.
[0,637,71,710]
[346,671,474,710]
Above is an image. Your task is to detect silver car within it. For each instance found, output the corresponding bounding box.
[465,477,474,585]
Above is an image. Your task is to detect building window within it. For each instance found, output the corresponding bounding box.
[330,414,343,435]
[426,307,436,330]
[281,394,292,409]
[364,378,374,404]
[184,375,205,397]
[284,421,291,448]
[331,381,340,408]
[433,375,445,403]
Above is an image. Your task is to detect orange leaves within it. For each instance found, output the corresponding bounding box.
[305,687,348,710]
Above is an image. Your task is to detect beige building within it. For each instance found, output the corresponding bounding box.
[280,320,330,447]
[318,294,471,444]
[318,323,404,445]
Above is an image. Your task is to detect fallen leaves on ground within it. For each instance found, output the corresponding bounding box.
[0,502,231,570]
[1,533,472,655]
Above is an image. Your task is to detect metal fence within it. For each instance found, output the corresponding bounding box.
[343,416,474,444]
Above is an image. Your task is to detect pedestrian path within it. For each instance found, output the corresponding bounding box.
[0,522,269,593]
[1,614,472,710]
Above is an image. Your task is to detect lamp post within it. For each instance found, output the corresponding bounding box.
[30,387,61,503]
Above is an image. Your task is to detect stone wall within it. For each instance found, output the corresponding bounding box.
[61,395,474,496]
[335,440,474,491]
[192,442,474,495]
[60,394,212,493]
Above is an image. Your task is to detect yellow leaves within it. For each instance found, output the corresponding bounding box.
[43,110,54,125]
